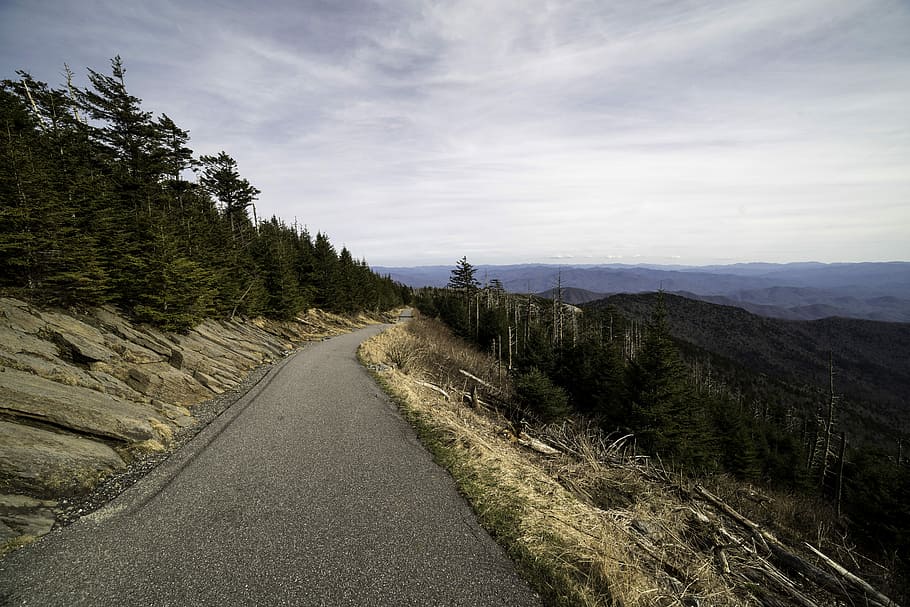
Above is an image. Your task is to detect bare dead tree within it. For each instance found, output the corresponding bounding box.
[819,352,839,490]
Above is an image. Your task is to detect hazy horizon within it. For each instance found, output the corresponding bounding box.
[3,0,908,267]
[373,259,910,269]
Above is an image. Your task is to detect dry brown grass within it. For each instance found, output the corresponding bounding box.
[360,318,755,607]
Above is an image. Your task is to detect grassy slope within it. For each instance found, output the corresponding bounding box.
[360,317,902,607]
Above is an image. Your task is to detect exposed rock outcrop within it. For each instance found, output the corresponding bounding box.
[0,297,386,553]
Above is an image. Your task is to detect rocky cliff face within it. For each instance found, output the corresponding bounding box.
[0,297,380,551]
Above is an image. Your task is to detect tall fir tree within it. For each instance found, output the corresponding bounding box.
[2,57,404,324]
[626,293,712,468]
[0,78,107,305]
[448,256,480,291]
[198,151,259,242]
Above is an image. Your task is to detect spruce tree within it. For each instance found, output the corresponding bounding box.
[626,293,712,467]
[251,217,302,320]
[0,79,107,305]
[198,151,259,241]
[310,232,338,308]
[448,256,480,291]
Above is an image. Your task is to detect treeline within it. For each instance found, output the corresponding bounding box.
[416,283,801,481]
[1,57,407,330]
[415,259,909,581]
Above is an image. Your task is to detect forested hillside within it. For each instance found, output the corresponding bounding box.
[1,58,406,329]
[592,293,910,441]
[414,259,910,597]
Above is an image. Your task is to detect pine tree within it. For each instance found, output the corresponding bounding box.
[132,218,216,331]
[293,227,318,309]
[3,58,402,328]
[78,56,162,191]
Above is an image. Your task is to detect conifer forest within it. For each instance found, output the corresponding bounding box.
[0,58,407,331]
[416,260,909,594]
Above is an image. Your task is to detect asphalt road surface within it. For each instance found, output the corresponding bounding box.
[0,325,540,606]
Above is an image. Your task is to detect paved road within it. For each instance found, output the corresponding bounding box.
[0,325,540,606]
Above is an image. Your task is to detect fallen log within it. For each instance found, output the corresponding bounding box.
[458,369,499,392]
[754,555,821,607]
[517,432,561,456]
[413,380,449,399]
[695,485,896,607]
[741,565,815,607]
[804,543,900,607]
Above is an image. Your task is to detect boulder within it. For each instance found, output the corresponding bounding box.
[193,370,225,394]
[91,306,174,357]
[50,330,115,364]
[168,348,184,370]
[120,363,210,405]
[126,367,153,394]
[0,351,98,388]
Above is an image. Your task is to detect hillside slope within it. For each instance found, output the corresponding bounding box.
[361,317,906,606]
[590,293,910,438]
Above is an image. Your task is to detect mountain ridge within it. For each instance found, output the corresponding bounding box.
[587,291,910,441]
[376,262,910,322]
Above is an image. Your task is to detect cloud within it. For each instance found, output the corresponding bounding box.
[1,0,908,265]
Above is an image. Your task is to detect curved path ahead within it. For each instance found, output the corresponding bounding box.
[0,325,540,606]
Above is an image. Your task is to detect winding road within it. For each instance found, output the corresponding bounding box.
[0,324,540,606]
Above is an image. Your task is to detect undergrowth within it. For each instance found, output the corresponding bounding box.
[360,317,752,607]
[360,315,904,607]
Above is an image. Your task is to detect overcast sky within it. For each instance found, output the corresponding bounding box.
[2,0,908,266]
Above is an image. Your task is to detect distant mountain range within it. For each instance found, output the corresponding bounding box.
[376,262,910,322]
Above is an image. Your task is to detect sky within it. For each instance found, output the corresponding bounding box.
[1,0,909,266]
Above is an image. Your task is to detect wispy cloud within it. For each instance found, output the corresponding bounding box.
[2,0,908,264]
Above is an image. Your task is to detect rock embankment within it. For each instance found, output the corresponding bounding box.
[0,297,381,551]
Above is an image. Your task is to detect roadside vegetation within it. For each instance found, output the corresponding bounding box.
[1,58,408,330]
[361,311,905,606]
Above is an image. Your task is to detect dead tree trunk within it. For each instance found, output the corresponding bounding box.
[836,431,846,517]
[819,353,838,490]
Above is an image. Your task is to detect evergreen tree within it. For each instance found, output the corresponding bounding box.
[626,293,712,467]
[78,56,162,190]
[2,58,404,325]
[310,232,339,309]
[156,114,195,184]
[292,227,318,309]
[558,339,627,427]
[513,367,571,422]
[708,393,761,480]
[333,247,358,313]
[74,56,166,306]
[251,217,302,320]
[198,151,259,241]
[0,78,107,305]
[132,219,216,331]
[448,256,480,291]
